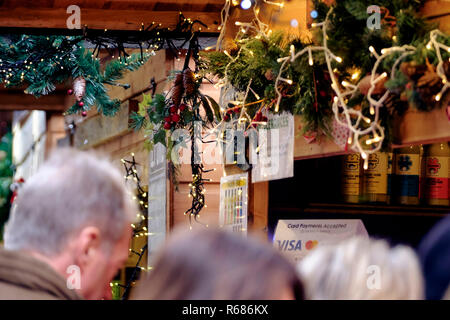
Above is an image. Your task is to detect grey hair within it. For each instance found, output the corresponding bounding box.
[4,148,136,256]
[443,286,450,300]
[297,237,424,300]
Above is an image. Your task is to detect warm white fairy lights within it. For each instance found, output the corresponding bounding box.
[212,2,449,169]
[209,0,288,140]
[426,30,450,102]
[216,0,232,50]
[264,0,284,8]
[274,8,450,169]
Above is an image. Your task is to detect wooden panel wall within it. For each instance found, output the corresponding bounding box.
[422,0,450,33]
[45,114,66,159]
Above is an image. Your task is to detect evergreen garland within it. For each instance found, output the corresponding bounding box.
[200,30,336,136]
[201,0,450,146]
[0,13,207,117]
[0,35,149,116]
[131,35,219,220]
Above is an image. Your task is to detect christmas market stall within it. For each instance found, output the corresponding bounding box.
[197,0,450,260]
[0,0,449,298]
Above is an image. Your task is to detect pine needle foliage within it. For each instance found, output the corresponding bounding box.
[0,35,149,116]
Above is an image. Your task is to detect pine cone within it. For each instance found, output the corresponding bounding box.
[172,73,184,106]
[417,69,440,88]
[174,72,183,87]
[358,74,387,96]
[265,69,274,81]
[400,61,427,82]
[183,69,195,96]
[400,61,417,78]
[73,77,86,101]
[224,39,239,56]
[444,60,450,78]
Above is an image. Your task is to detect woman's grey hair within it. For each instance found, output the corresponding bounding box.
[297,237,424,300]
[132,228,304,300]
[4,148,136,256]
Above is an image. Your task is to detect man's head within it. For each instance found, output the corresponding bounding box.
[4,148,136,299]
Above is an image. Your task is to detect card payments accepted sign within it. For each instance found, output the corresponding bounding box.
[273,219,368,262]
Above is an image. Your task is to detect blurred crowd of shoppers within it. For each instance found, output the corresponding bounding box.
[0,149,449,300]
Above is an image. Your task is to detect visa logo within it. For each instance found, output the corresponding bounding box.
[277,240,302,251]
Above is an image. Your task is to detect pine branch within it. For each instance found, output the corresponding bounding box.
[129,111,147,131]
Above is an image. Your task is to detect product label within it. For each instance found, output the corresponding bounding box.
[342,154,361,195]
[395,153,420,197]
[425,156,449,199]
[364,153,388,194]
[387,152,393,195]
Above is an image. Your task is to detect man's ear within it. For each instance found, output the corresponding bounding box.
[73,226,101,269]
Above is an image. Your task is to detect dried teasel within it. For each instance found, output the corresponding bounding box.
[174,72,183,87]
[183,69,195,96]
[172,72,184,106]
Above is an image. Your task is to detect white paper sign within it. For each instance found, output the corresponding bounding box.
[251,112,294,183]
[147,143,167,268]
[273,219,368,263]
[219,173,248,234]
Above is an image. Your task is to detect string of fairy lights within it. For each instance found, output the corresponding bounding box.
[122,153,149,238]
[206,0,293,145]
[109,153,151,299]
[426,29,450,103]
[0,11,210,113]
[323,11,449,169]
[210,1,450,170]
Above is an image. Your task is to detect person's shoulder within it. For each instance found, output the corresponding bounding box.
[0,281,59,300]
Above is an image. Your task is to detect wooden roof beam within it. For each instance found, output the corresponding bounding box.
[0,91,67,112]
[0,8,221,31]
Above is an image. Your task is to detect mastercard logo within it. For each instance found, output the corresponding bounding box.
[305,240,318,250]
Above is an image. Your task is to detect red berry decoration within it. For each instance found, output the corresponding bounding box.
[78,101,84,107]
[171,114,180,123]
[81,111,87,117]
[224,115,230,122]
[261,116,268,122]
[164,116,171,122]
[234,108,240,114]
[179,103,187,112]
[169,105,177,114]
[255,112,262,121]
[163,122,171,130]
[67,89,73,95]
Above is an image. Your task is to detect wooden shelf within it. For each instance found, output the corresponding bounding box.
[294,116,346,161]
[392,107,450,147]
[272,202,449,218]
[294,107,450,160]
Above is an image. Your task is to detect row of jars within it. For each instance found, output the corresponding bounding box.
[341,143,449,206]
